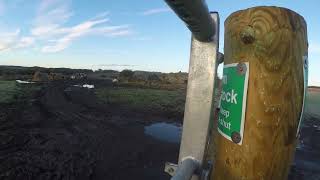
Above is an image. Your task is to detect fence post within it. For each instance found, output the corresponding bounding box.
[211,6,308,180]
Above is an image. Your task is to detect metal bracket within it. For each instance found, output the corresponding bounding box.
[164,157,199,180]
[164,160,213,180]
[200,161,213,180]
[165,162,178,177]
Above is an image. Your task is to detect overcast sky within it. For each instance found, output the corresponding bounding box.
[0,0,319,86]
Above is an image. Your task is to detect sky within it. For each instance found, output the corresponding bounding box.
[0,0,319,86]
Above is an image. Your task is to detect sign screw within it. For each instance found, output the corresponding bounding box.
[237,63,246,75]
[231,132,241,144]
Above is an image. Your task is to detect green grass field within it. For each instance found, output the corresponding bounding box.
[0,80,41,104]
[306,89,320,116]
[0,81,18,104]
[96,87,186,116]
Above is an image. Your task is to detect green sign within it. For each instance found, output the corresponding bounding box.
[218,62,249,145]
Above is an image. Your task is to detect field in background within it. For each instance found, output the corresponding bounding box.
[96,87,186,118]
[0,81,18,103]
[306,88,320,117]
[0,80,41,104]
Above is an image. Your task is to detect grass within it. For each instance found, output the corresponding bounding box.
[95,87,186,117]
[0,80,41,104]
[0,81,18,104]
[306,89,320,116]
[306,90,320,105]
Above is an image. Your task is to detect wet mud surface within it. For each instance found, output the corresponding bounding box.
[0,82,179,180]
[288,113,320,180]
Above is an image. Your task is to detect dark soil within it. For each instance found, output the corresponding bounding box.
[288,113,320,180]
[0,81,179,180]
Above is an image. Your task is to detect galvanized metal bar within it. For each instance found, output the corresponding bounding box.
[171,158,200,180]
[164,0,215,42]
[177,12,219,180]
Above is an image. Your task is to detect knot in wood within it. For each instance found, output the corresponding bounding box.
[240,26,255,44]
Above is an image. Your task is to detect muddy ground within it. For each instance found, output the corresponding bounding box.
[289,113,320,180]
[0,81,179,180]
[0,81,319,180]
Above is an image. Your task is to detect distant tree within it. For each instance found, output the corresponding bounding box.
[120,69,134,79]
[102,70,118,73]
[148,74,160,81]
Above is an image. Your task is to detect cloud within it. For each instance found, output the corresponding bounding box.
[92,11,110,20]
[105,29,132,37]
[141,8,170,16]
[36,5,72,26]
[16,37,35,48]
[93,25,130,35]
[38,1,72,25]
[0,29,21,51]
[30,0,132,53]
[32,0,73,38]
[40,18,131,53]
[0,30,35,51]
[0,0,132,53]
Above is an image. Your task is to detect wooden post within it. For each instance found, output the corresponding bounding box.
[211,6,308,180]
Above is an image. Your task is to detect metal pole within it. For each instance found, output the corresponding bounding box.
[174,12,219,180]
[164,0,215,42]
[163,0,220,179]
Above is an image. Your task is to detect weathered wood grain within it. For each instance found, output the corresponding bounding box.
[211,6,308,180]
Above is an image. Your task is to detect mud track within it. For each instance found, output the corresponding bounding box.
[0,82,179,180]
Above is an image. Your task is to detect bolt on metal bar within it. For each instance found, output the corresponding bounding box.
[164,0,215,42]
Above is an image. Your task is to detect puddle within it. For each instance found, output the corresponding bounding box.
[144,122,182,143]
[83,84,94,89]
[73,84,95,89]
[16,80,34,84]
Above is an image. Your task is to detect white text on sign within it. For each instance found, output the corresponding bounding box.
[221,89,238,104]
